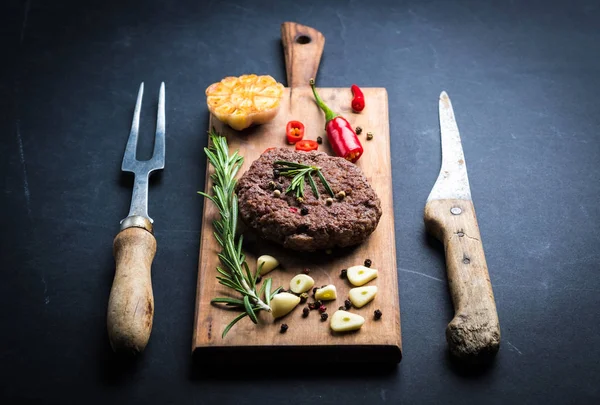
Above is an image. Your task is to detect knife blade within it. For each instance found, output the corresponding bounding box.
[424,91,500,362]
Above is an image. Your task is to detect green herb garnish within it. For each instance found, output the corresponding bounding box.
[274,160,334,199]
[199,129,281,338]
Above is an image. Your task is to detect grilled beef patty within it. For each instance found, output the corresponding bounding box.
[235,148,382,251]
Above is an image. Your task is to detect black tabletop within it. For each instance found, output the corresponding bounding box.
[1,0,599,403]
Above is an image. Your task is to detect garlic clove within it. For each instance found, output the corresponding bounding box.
[315,284,337,301]
[348,286,378,308]
[330,310,365,332]
[257,255,279,275]
[289,274,315,294]
[346,265,378,286]
[270,292,301,319]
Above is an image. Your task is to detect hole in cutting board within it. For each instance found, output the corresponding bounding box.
[295,35,311,44]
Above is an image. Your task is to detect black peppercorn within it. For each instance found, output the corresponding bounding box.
[256,276,262,284]
[314,300,323,308]
[317,136,323,144]
[280,324,289,333]
[355,126,363,135]
[344,299,352,309]
[340,269,347,278]
[374,309,382,320]
[273,169,280,178]
[320,313,329,321]
[312,287,318,295]
[301,207,309,216]
[302,307,310,317]
[364,259,372,268]
[303,268,310,275]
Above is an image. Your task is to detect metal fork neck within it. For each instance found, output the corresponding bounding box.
[122,171,152,225]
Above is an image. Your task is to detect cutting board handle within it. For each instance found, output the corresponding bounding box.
[281,22,325,88]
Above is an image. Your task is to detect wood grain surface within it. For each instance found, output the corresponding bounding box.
[192,87,401,362]
[424,199,500,361]
[280,22,325,88]
[193,22,401,363]
[107,227,156,354]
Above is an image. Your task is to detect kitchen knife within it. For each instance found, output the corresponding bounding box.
[424,91,500,361]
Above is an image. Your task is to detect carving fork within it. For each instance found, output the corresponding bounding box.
[107,83,165,354]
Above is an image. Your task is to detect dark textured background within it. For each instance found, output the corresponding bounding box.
[1,0,599,403]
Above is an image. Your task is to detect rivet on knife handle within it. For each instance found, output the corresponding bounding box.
[107,83,165,354]
[425,91,500,362]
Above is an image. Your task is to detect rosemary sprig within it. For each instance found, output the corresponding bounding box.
[274,160,334,199]
[199,129,280,338]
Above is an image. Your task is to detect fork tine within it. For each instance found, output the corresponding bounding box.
[122,82,144,171]
[151,82,165,169]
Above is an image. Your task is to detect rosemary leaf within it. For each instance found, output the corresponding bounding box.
[274,160,306,168]
[264,278,273,307]
[257,270,267,297]
[212,297,245,306]
[316,170,335,197]
[244,295,258,324]
[216,267,231,279]
[217,281,247,296]
[270,286,282,299]
[274,161,333,199]
[243,261,255,290]
[236,234,244,260]
[307,173,319,199]
[213,232,224,248]
[222,312,248,338]
[255,262,264,285]
[230,194,238,235]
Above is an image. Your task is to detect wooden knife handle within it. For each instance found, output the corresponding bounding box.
[281,22,325,88]
[107,226,156,354]
[424,199,500,361]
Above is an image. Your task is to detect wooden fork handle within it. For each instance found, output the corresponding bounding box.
[107,226,156,354]
[424,199,500,361]
[281,22,325,88]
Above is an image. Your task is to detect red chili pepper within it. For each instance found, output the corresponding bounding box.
[286,120,305,144]
[350,84,365,113]
[310,79,364,163]
[295,139,319,152]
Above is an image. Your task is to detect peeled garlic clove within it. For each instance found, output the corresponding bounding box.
[270,293,301,319]
[315,284,337,301]
[330,310,365,332]
[348,286,378,308]
[346,265,378,286]
[289,274,315,294]
[257,255,279,275]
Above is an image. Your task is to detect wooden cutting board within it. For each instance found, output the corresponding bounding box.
[192,22,402,363]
